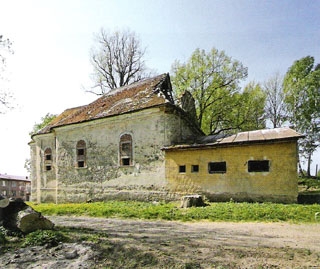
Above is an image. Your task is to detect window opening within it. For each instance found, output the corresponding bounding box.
[44,148,52,171]
[208,162,227,174]
[120,134,132,166]
[248,160,269,172]
[45,165,52,171]
[179,165,186,173]
[191,165,199,173]
[122,158,130,166]
[76,140,86,168]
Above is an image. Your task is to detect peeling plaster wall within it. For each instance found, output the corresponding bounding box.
[30,106,198,203]
[165,140,299,203]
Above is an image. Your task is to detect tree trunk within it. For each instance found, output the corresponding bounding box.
[16,205,54,233]
[180,195,206,208]
[2,198,54,234]
[307,153,312,177]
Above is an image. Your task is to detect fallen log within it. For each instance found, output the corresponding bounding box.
[2,198,54,234]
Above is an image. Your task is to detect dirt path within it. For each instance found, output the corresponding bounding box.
[49,216,320,268]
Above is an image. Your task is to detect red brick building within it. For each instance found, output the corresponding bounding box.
[0,174,31,201]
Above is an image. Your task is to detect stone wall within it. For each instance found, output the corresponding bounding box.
[30,105,199,203]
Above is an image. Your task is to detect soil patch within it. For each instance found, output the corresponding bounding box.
[1,216,320,268]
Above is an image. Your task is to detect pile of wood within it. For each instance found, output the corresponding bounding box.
[0,195,54,234]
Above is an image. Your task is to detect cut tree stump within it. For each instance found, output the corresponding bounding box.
[16,205,54,233]
[2,198,54,233]
[180,195,206,208]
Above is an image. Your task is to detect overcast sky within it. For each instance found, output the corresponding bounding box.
[0,0,319,176]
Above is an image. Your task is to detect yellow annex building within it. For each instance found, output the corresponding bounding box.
[163,128,303,203]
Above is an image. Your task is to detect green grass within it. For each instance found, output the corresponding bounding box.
[298,177,320,193]
[30,201,320,223]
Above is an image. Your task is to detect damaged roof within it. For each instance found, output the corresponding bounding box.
[163,127,304,151]
[37,73,174,135]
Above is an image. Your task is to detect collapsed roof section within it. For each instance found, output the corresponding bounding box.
[36,73,175,135]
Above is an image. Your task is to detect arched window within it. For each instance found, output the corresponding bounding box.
[119,134,132,166]
[76,140,86,168]
[44,148,52,171]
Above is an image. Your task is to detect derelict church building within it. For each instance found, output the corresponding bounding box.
[29,74,303,204]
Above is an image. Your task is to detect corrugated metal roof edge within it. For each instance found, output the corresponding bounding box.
[162,132,304,151]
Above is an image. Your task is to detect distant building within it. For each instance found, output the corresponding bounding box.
[0,174,31,201]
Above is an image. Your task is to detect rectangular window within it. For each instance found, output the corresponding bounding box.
[121,158,130,166]
[191,165,199,173]
[78,161,85,168]
[46,165,52,171]
[45,154,52,161]
[248,160,269,172]
[208,162,227,174]
[2,180,5,186]
[77,148,85,156]
[179,165,186,173]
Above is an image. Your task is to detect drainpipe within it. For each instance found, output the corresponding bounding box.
[54,133,58,204]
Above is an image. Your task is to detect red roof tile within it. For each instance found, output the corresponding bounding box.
[37,73,173,134]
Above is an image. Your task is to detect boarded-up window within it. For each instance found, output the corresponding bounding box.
[208,162,227,174]
[44,148,52,171]
[120,134,132,166]
[248,160,269,172]
[76,140,86,168]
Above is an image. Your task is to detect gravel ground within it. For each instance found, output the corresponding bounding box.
[1,216,320,268]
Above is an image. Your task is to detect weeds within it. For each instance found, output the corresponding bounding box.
[23,230,66,247]
[30,201,320,223]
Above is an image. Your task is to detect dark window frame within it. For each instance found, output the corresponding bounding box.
[76,140,87,168]
[179,165,186,173]
[208,161,227,174]
[191,164,199,173]
[44,148,52,172]
[120,134,133,166]
[248,160,270,172]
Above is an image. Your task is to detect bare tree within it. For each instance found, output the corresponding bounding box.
[0,35,13,113]
[90,28,152,95]
[263,72,287,128]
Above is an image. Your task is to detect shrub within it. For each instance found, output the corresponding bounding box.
[0,228,6,244]
[23,230,66,247]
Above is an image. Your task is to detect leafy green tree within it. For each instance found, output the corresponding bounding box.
[29,113,57,136]
[283,56,320,177]
[171,48,248,134]
[234,82,266,131]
